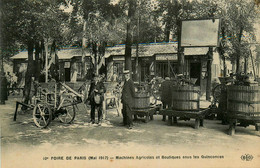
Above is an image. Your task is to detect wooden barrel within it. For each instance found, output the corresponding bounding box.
[133,91,150,109]
[172,85,200,111]
[227,85,260,119]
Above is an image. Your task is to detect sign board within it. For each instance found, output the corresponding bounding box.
[113,56,134,61]
[156,54,177,61]
[181,19,220,47]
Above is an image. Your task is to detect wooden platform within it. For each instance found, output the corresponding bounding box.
[159,108,211,129]
[132,107,157,123]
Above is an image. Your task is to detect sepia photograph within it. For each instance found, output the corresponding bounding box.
[0,0,260,167]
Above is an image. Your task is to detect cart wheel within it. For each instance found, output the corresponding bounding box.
[33,103,52,128]
[58,105,76,124]
[212,84,226,103]
[195,119,200,129]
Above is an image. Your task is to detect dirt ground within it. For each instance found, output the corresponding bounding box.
[1,95,260,168]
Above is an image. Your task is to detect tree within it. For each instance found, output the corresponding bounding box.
[215,0,259,74]
[1,0,69,105]
[79,0,125,75]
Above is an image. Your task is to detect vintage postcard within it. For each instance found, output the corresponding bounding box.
[1,0,260,167]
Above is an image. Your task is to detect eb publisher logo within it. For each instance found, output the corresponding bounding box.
[241,154,253,161]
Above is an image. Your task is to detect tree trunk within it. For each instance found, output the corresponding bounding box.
[124,0,135,77]
[125,22,132,72]
[223,56,227,77]
[164,22,170,42]
[133,13,140,82]
[236,27,243,74]
[82,20,87,79]
[23,39,34,105]
[244,56,248,74]
[44,39,48,83]
[220,27,227,77]
[35,41,40,81]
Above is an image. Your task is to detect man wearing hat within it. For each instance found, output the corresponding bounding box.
[88,74,106,125]
[121,70,135,129]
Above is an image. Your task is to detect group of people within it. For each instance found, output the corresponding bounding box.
[0,71,19,104]
[87,70,135,129]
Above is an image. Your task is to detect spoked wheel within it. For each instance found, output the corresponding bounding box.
[57,105,76,124]
[33,103,52,128]
[212,84,226,103]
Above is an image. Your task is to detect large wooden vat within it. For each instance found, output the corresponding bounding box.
[133,91,150,109]
[227,85,260,120]
[172,85,200,111]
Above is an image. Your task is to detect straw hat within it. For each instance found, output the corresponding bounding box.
[123,70,130,74]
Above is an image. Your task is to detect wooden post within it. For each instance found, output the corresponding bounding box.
[206,47,213,100]
[177,20,184,75]
[177,47,184,74]
[249,50,256,80]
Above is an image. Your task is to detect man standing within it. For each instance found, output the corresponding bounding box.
[0,72,8,104]
[88,74,106,125]
[161,76,173,121]
[121,70,135,129]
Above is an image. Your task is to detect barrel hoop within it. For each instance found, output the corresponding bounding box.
[228,99,260,104]
[227,90,260,93]
[228,111,260,117]
[172,99,199,102]
[172,90,200,93]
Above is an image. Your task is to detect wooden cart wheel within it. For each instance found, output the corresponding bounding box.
[195,119,200,129]
[33,103,52,128]
[212,84,226,103]
[58,105,76,124]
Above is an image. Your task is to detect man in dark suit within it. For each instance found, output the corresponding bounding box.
[121,70,135,129]
[88,75,106,125]
[161,76,173,121]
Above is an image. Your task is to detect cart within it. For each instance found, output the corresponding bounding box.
[14,81,85,128]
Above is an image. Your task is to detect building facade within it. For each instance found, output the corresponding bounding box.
[11,42,222,94]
